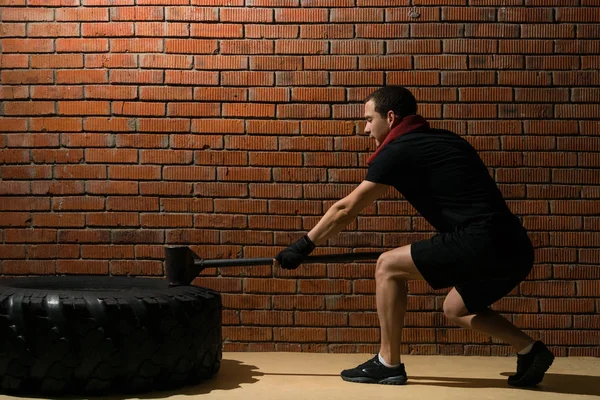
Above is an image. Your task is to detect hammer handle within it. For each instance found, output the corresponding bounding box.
[198,252,383,268]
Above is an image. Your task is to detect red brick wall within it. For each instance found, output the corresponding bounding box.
[1,1,599,356]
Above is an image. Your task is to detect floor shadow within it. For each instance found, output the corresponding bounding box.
[408,373,600,397]
[85,359,264,400]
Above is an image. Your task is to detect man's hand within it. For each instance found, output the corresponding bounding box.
[274,234,316,270]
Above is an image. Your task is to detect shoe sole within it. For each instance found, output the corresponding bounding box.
[508,351,555,387]
[341,375,408,385]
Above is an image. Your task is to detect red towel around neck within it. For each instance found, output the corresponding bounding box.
[366,114,430,165]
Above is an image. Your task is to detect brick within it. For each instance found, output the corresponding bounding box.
[411,23,463,38]
[135,22,189,36]
[193,183,245,199]
[194,213,246,229]
[166,228,219,244]
[111,260,162,276]
[61,133,112,148]
[0,211,29,226]
[195,55,248,70]
[32,213,85,228]
[33,181,84,196]
[444,39,496,53]
[165,39,218,54]
[137,118,188,133]
[110,38,163,53]
[515,88,569,103]
[3,260,55,274]
[165,7,218,21]
[30,54,83,68]
[141,214,193,228]
[415,55,467,70]
[4,101,55,116]
[223,103,275,118]
[113,229,164,244]
[553,169,599,185]
[2,8,54,21]
[0,23,25,37]
[28,245,78,259]
[300,25,352,39]
[386,7,440,22]
[331,40,384,55]
[280,137,333,152]
[0,54,29,68]
[57,260,109,274]
[277,104,330,119]
[191,119,244,134]
[459,88,511,102]
[523,152,576,167]
[31,86,83,100]
[556,104,600,119]
[82,23,133,37]
[85,54,137,68]
[2,70,53,85]
[111,6,163,20]
[29,23,80,37]
[499,40,553,54]
[249,183,302,199]
[222,327,272,341]
[332,71,385,86]
[214,199,267,213]
[248,88,290,102]
[442,7,495,21]
[498,71,552,86]
[0,197,47,212]
[464,23,519,38]
[555,265,600,280]
[251,56,302,71]
[0,149,30,164]
[522,24,575,39]
[56,7,109,21]
[553,71,600,86]
[1,38,54,53]
[163,166,215,181]
[275,8,327,22]
[56,70,107,84]
[222,71,274,86]
[32,149,84,164]
[556,8,600,22]
[140,150,192,164]
[246,120,299,135]
[112,102,165,116]
[276,71,328,86]
[58,229,110,243]
[139,86,192,101]
[58,101,110,116]
[442,71,494,86]
[524,120,578,135]
[498,7,553,22]
[557,138,600,152]
[140,54,192,69]
[356,24,408,38]
[110,70,163,84]
[86,181,138,195]
[55,165,107,179]
[167,103,220,117]
[275,40,327,55]
[219,8,272,23]
[469,55,524,69]
[191,23,242,38]
[444,104,496,119]
[161,198,213,212]
[5,229,56,243]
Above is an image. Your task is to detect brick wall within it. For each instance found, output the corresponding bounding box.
[1,1,599,356]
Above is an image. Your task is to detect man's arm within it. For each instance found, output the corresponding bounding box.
[306,180,390,246]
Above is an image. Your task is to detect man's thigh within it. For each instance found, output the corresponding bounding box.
[379,244,426,281]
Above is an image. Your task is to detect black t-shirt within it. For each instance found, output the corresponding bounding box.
[365,128,519,234]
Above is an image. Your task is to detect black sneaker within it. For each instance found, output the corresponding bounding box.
[508,341,555,387]
[341,355,408,385]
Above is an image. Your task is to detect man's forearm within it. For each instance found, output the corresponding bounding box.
[306,204,354,246]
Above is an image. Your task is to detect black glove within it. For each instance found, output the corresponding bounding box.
[275,234,316,270]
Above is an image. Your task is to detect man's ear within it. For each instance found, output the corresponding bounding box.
[387,110,400,128]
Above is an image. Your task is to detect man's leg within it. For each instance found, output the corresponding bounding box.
[443,288,534,351]
[375,244,425,365]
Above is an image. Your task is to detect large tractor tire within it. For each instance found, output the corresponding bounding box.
[0,276,222,396]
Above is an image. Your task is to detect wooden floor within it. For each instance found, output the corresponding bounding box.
[4,353,599,400]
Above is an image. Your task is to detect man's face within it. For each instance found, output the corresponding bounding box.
[363,99,396,148]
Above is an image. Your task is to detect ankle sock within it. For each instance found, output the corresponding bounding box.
[518,342,535,355]
[378,353,401,369]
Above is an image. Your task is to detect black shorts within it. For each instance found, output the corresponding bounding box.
[410,221,534,313]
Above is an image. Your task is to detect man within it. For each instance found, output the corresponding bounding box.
[274,86,555,387]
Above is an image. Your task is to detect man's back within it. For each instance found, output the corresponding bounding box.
[365,128,518,233]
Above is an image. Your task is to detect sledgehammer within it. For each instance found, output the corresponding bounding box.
[165,246,382,287]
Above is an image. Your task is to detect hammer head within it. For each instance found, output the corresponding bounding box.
[165,246,196,287]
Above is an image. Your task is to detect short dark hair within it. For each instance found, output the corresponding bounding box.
[364,86,417,119]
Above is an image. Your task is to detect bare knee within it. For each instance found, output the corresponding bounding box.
[375,253,412,281]
[443,290,472,320]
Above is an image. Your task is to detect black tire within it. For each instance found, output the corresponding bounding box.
[0,276,222,396]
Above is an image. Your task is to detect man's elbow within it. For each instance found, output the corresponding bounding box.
[333,203,355,223]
